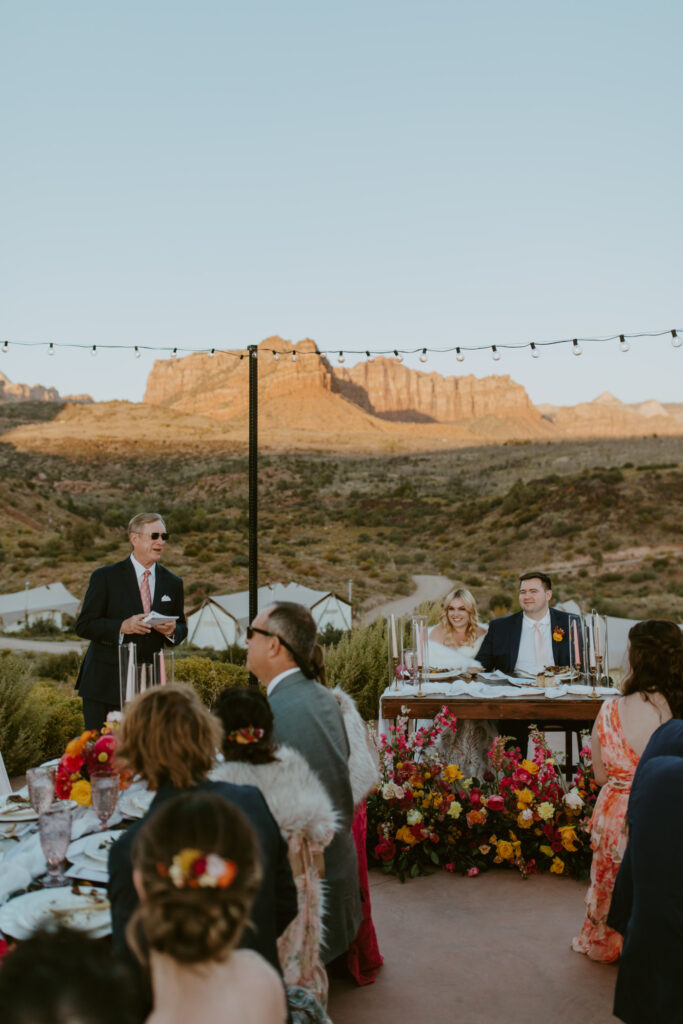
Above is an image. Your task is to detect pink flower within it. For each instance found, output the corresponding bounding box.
[466,867,479,877]
[469,788,482,808]
[487,795,505,812]
[443,862,456,873]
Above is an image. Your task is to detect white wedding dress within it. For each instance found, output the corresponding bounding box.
[428,627,499,781]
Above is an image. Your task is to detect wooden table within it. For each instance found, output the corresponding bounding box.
[380,694,607,776]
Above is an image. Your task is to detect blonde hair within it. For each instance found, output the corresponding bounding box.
[117,685,222,790]
[128,791,261,965]
[439,588,480,646]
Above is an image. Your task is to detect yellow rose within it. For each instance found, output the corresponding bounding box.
[496,840,514,861]
[396,826,418,847]
[559,825,579,852]
[442,765,464,783]
[537,802,555,821]
[540,844,555,858]
[550,857,565,875]
[447,801,463,820]
[521,759,539,775]
[515,788,534,805]
[69,780,92,806]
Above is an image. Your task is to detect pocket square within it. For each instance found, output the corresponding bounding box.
[161,594,172,602]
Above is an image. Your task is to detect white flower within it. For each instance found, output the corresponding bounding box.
[564,787,584,811]
[382,782,405,801]
[406,809,423,826]
[537,802,555,821]
[447,801,463,820]
[519,808,534,823]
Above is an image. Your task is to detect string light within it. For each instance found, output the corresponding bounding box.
[171,348,178,359]
[365,350,371,358]
[456,347,464,362]
[572,339,582,356]
[672,330,682,349]
[209,348,216,357]
[491,345,500,361]
[337,351,345,364]
[530,342,539,359]
[90,345,97,357]
[419,348,428,363]
[393,350,404,363]
[272,350,280,361]
[134,346,141,359]
[619,334,630,353]
[291,350,297,362]
[48,343,55,356]
[1,341,8,354]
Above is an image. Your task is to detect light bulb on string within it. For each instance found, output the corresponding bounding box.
[455,347,464,363]
[272,350,280,361]
[90,345,97,357]
[171,348,178,359]
[419,348,428,363]
[209,348,216,358]
[619,334,630,353]
[365,350,371,359]
[530,342,539,359]
[291,350,297,362]
[393,350,404,363]
[1,341,9,354]
[671,330,682,349]
[491,345,500,361]
[571,339,582,356]
[134,346,141,359]
[337,351,345,364]
[48,343,55,356]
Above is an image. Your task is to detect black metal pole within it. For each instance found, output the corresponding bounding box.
[248,344,258,686]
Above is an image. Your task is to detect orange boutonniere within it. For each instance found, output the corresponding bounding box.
[552,627,565,643]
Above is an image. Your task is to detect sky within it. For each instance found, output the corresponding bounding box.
[1,1,682,407]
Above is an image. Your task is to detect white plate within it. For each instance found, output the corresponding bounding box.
[0,798,38,823]
[68,830,123,867]
[117,787,153,819]
[0,886,111,940]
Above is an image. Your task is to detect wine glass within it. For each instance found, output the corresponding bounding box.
[90,772,120,831]
[39,804,73,887]
[26,766,55,814]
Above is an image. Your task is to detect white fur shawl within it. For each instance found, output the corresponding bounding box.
[210,745,338,846]
[332,687,380,805]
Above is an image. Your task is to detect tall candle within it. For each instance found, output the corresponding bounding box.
[595,614,602,659]
[390,614,398,659]
[588,616,596,668]
[572,620,580,666]
[416,623,423,667]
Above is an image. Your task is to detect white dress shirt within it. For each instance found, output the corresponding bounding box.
[267,667,300,697]
[515,612,554,676]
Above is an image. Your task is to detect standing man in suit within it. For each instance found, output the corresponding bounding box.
[246,601,362,966]
[75,512,187,730]
[478,571,578,753]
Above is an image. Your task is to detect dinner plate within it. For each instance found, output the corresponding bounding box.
[0,886,111,940]
[117,787,153,819]
[68,830,123,867]
[0,796,38,823]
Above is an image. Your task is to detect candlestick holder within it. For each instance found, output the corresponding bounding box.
[392,655,400,692]
[589,666,598,698]
[596,654,604,690]
[417,664,424,697]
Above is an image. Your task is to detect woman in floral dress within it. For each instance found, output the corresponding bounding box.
[572,620,682,962]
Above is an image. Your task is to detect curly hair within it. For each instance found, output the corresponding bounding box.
[117,685,222,790]
[128,791,262,965]
[438,588,480,647]
[622,620,683,717]
[213,687,278,765]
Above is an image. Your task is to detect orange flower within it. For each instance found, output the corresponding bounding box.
[466,809,487,828]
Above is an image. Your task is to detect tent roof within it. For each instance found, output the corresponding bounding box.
[0,582,80,616]
[212,582,350,622]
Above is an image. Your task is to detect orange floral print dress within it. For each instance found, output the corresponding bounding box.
[572,697,640,963]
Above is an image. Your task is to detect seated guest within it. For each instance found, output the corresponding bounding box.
[211,686,337,1009]
[246,602,362,966]
[430,588,497,779]
[129,790,286,1024]
[108,685,297,975]
[0,926,145,1024]
[572,620,683,963]
[477,571,580,753]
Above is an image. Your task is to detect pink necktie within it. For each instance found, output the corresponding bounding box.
[140,570,152,615]
[534,622,545,669]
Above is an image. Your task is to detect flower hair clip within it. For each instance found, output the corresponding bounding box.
[157,848,237,889]
[226,726,264,745]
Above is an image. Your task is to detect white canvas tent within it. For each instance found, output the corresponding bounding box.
[187,582,352,650]
[0,582,80,633]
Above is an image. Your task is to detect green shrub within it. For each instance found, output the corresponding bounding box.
[174,657,249,708]
[34,651,82,683]
[30,682,84,761]
[0,655,48,775]
[324,620,388,720]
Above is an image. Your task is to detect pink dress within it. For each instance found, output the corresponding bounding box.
[572,698,639,963]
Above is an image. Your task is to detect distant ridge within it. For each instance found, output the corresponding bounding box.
[0,370,92,405]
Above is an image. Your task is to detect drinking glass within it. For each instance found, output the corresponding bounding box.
[26,766,55,814]
[39,804,73,887]
[403,649,418,685]
[91,772,120,831]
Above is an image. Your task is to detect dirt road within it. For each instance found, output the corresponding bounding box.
[363,574,454,624]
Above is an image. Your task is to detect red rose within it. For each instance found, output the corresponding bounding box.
[469,788,482,808]
[512,768,532,786]
[55,768,73,800]
[61,753,85,774]
[443,862,456,873]
[374,838,396,862]
[192,856,207,877]
[487,795,505,812]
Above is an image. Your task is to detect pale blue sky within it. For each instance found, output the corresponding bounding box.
[1,1,681,405]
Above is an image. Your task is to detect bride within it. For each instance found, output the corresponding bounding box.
[429,588,498,780]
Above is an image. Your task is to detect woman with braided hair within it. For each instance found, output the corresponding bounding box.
[129,790,286,1024]
[572,619,683,963]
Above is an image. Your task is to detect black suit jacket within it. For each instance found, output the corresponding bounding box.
[477,608,576,675]
[108,780,298,974]
[75,558,187,706]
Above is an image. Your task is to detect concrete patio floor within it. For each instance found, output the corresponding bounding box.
[328,869,618,1024]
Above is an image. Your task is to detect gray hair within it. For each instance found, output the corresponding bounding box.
[266,602,317,678]
[128,512,166,537]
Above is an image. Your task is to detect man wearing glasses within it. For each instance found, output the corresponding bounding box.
[75,512,187,729]
[246,601,362,967]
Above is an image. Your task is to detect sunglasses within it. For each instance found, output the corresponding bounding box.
[141,532,169,541]
[246,625,294,655]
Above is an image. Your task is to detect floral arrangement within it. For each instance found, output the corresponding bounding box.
[552,626,565,642]
[367,707,595,881]
[226,726,264,745]
[158,848,237,890]
[55,712,131,807]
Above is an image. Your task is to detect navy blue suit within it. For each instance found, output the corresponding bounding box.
[477,608,575,675]
[76,558,187,722]
[108,780,298,975]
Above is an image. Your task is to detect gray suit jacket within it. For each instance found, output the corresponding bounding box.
[269,670,362,963]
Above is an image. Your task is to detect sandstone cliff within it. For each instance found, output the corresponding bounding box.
[0,371,91,404]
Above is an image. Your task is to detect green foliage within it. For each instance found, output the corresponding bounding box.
[16,617,63,638]
[324,620,388,720]
[34,651,82,683]
[0,655,48,776]
[174,656,249,709]
[30,682,84,762]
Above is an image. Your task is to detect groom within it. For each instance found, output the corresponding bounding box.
[478,571,577,753]
[75,512,187,729]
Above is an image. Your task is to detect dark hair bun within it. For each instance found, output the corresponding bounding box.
[141,888,250,963]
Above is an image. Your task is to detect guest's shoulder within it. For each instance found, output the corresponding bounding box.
[232,950,287,1009]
